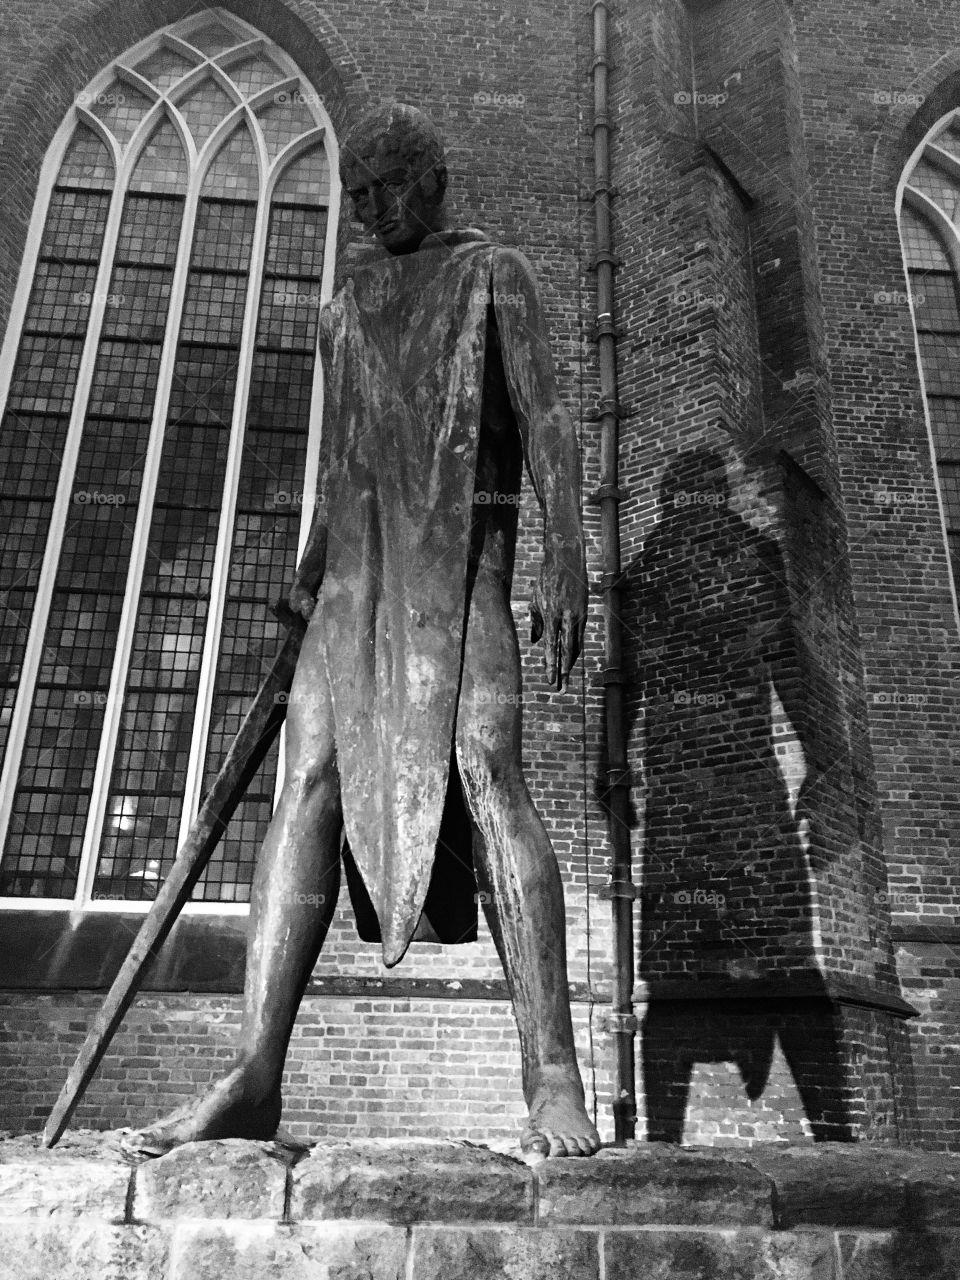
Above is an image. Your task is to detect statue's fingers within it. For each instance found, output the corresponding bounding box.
[548,615,562,688]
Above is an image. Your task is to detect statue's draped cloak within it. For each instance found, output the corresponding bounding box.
[315,231,513,965]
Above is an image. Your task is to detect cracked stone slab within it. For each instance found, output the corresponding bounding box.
[536,1145,773,1225]
[291,1138,534,1223]
[134,1139,289,1220]
[169,1222,407,1280]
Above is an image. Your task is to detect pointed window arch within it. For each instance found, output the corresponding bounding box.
[0,9,340,906]
[898,113,960,614]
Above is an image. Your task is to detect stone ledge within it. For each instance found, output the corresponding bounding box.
[4,1133,960,1231]
[3,1136,960,1278]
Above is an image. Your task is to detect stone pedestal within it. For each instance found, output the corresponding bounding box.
[2,1133,960,1278]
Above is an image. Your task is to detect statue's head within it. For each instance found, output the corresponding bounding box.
[340,103,448,254]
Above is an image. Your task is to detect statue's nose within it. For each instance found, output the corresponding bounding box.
[371,187,392,216]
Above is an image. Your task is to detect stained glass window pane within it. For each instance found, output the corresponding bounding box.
[928,399,960,460]
[116,193,183,266]
[910,271,960,333]
[909,158,960,219]
[255,98,317,160]
[939,462,960,529]
[129,117,188,194]
[180,17,244,57]
[94,191,254,899]
[918,333,960,395]
[272,145,330,205]
[88,80,155,145]
[131,44,199,92]
[901,206,950,271]
[175,77,238,149]
[933,122,960,161]
[193,194,322,902]
[226,53,286,99]
[58,125,114,190]
[902,149,960,604]
[22,262,98,336]
[266,203,327,276]
[0,183,109,784]
[1,186,180,897]
[201,125,260,201]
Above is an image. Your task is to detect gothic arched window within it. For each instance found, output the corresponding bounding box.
[0,10,339,906]
[899,112,960,607]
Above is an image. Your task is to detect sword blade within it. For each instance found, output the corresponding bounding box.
[42,616,306,1148]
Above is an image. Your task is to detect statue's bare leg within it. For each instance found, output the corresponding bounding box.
[123,622,342,1155]
[455,564,600,1159]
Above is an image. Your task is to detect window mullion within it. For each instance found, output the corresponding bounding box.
[0,174,128,871]
[175,180,272,846]
[73,181,204,906]
[901,200,960,636]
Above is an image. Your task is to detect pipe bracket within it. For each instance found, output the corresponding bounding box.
[601,1012,639,1034]
[599,880,637,901]
[586,482,628,503]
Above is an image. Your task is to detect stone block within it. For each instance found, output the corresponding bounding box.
[291,1137,534,1223]
[899,1156,960,1229]
[134,1139,287,1220]
[411,1226,599,1280]
[0,1156,130,1218]
[837,1230,960,1280]
[603,1229,837,1280]
[746,1145,919,1227]
[170,1221,408,1280]
[536,1146,773,1225]
[0,1223,168,1280]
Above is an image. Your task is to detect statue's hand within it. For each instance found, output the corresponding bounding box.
[530,548,587,689]
[288,580,317,621]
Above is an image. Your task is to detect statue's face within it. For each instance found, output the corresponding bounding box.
[344,142,444,254]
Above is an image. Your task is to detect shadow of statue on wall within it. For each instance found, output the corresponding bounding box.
[621,447,854,1142]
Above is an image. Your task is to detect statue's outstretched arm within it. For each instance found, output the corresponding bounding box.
[491,249,588,688]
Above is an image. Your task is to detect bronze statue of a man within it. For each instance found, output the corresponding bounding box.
[128,103,599,1160]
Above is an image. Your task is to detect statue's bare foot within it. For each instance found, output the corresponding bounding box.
[520,1070,601,1160]
[120,1067,281,1158]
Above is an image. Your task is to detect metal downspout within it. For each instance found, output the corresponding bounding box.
[588,0,637,1143]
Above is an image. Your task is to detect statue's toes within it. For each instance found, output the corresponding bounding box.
[120,1126,176,1159]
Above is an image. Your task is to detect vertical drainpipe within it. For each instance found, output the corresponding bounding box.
[588,0,637,1143]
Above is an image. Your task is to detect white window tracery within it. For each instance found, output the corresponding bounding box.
[0,9,339,908]
[898,111,960,624]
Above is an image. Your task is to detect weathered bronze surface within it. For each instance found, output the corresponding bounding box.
[121,103,599,1160]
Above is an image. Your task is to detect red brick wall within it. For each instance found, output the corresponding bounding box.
[787,0,960,1148]
[0,992,611,1143]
